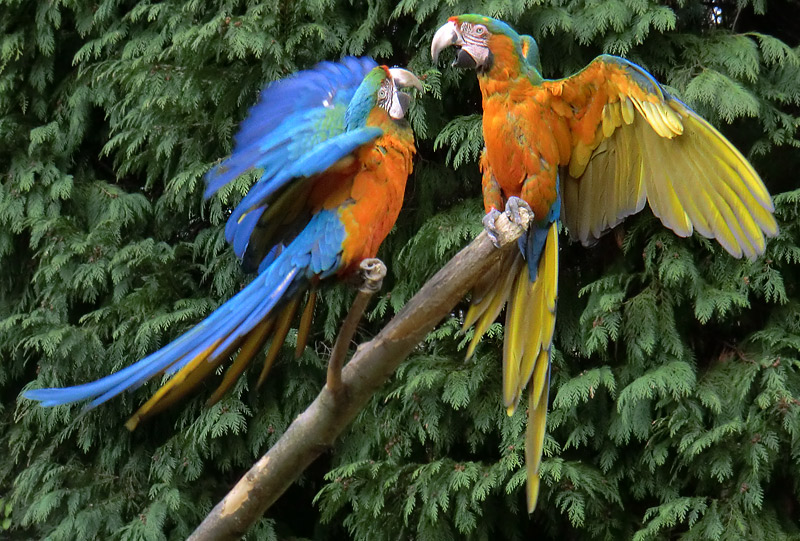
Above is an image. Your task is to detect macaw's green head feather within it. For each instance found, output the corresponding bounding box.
[455,14,520,38]
[346,66,423,130]
[431,14,535,75]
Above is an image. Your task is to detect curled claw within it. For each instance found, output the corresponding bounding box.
[482,208,503,248]
[358,258,387,294]
[505,196,533,225]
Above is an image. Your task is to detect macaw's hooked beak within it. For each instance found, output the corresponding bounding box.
[388,68,423,92]
[388,68,423,119]
[431,20,485,69]
[431,21,463,64]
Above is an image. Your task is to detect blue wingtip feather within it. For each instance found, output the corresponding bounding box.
[233,208,265,258]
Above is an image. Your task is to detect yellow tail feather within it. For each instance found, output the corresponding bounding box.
[508,223,558,511]
[460,222,558,512]
[463,251,520,358]
[526,372,550,513]
[257,297,299,388]
[125,338,226,430]
[125,295,307,430]
[515,277,545,405]
[503,269,533,410]
[207,317,275,406]
[505,223,559,417]
[295,289,317,358]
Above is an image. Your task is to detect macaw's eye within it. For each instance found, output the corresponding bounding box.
[475,25,487,36]
[378,88,388,99]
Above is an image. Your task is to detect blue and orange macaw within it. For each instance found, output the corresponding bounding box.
[432,15,778,512]
[24,58,420,430]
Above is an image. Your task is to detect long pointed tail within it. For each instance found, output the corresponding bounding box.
[24,257,305,426]
[25,208,345,428]
[515,222,558,512]
[462,221,558,512]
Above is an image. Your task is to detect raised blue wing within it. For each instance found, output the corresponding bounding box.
[204,56,382,261]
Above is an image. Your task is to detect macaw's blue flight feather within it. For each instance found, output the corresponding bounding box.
[225,126,382,240]
[205,57,380,264]
[233,207,265,258]
[204,56,377,198]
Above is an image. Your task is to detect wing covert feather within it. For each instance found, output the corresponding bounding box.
[552,55,777,258]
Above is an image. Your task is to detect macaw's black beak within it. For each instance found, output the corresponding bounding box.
[453,48,478,69]
[395,91,411,116]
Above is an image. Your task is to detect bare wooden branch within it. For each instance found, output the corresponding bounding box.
[187,210,531,541]
[327,258,387,394]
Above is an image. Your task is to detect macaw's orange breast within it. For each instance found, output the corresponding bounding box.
[336,133,415,273]
[481,81,572,219]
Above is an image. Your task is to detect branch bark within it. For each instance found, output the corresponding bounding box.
[188,210,531,541]
[327,258,387,393]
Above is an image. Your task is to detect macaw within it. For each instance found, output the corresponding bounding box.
[24,59,421,430]
[432,14,778,512]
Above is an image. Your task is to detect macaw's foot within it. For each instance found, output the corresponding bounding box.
[505,196,533,225]
[482,208,503,248]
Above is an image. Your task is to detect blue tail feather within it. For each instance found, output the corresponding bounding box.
[23,210,348,411]
[82,269,300,410]
[211,269,299,356]
[24,252,302,410]
[523,186,562,280]
[257,245,282,274]
[524,226,550,282]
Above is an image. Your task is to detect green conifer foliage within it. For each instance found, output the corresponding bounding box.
[2,0,798,539]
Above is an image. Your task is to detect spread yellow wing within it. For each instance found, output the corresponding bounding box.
[547,55,778,259]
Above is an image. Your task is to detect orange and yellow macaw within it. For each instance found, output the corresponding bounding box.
[432,14,778,512]
[24,59,420,429]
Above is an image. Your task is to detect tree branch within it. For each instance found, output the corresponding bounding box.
[327,258,387,393]
[187,210,531,541]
